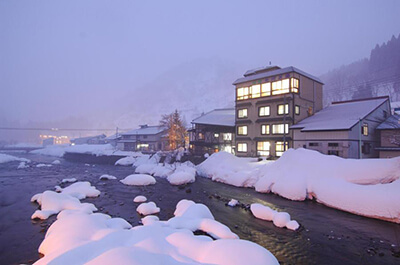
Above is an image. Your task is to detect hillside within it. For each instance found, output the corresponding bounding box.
[321,34,400,106]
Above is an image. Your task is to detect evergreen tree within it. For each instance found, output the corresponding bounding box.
[160,110,187,150]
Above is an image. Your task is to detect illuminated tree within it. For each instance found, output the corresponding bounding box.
[160,110,187,150]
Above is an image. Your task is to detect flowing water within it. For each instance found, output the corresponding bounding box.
[0,153,399,265]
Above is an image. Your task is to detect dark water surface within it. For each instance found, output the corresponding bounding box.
[0,153,399,265]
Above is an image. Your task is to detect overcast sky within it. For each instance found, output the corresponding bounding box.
[1,0,400,125]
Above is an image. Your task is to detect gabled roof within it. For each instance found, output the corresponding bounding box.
[105,133,122,140]
[377,114,400,130]
[291,97,389,132]
[122,125,166,136]
[233,66,323,85]
[192,108,235,127]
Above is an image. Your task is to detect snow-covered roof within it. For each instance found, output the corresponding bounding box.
[122,125,166,136]
[233,66,323,85]
[243,66,280,77]
[105,133,122,140]
[192,108,235,127]
[70,134,106,141]
[291,97,389,132]
[376,114,400,130]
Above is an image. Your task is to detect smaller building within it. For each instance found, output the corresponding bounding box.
[70,134,106,145]
[189,108,235,156]
[105,133,122,147]
[118,125,168,152]
[291,96,391,158]
[376,114,400,158]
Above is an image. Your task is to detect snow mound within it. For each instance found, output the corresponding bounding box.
[34,203,279,265]
[133,195,147,203]
[99,174,117,180]
[197,151,264,187]
[0,153,30,164]
[57,181,101,199]
[31,145,68,157]
[167,164,196,185]
[136,202,160,215]
[250,203,299,230]
[31,191,97,220]
[36,164,52,168]
[52,160,61,165]
[135,163,157,174]
[120,174,156,186]
[115,156,136,166]
[167,199,238,240]
[61,178,77,184]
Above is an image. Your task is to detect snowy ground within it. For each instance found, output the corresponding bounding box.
[197,149,400,224]
[1,152,400,265]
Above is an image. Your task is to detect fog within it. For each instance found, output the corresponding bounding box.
[1,0,400,143]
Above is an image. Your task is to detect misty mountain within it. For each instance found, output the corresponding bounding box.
[111,57,242,130]
[321,34,400,106]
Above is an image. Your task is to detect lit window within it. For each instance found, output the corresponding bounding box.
[278,104,289,115]
[275,141,288,157]
[261,124,270,135]
[251,84,261,98]
[259,106,270,117]
[223,133,232,141]
[362,123,368,136]
[237,87,249,100]
[238,126,248,135]
[261,82,271,97]
[214,133,219,138]
[237,143,247,152]
[257,141,270,156]
[272,79,290,95]
[295,105,300,115]
[198,133,204,140]
[272,124,289,134]
[291,78,299,93]
[238,109,248,118]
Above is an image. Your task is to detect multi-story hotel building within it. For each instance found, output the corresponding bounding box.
[233,66,323,157]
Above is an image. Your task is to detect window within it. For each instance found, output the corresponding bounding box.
[261,82,271,97]
[272,79,290,95]
[309,142,319,147]
[259,106,270,117]
[237,143,247,152]
[328,150,339,156]
[295,105,300,115]
[362,143,371,154]
[251,84,260,98]
[214,133,219,138]
[275,141,288,157]
[291,78,299,93]
[272,124,289,134]
[237,126,248,135]
[198,133,204,140]
[261,124,270,135]
[257,141,270,156]
[278,104,289,115]
[238,109,248,118]
[328,143,339,147]
[223,133,232,141]
[362,123,368,136]
[237,87,249,100]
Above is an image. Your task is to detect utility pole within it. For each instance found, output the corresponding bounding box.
[359,118,362,159]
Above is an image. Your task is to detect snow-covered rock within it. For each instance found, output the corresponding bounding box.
[133,195,147,203]
[115,156,136,166]
[52,160,61,165]
[250,203,299,230]
[120,174,156,186]
[36,163,52,168]
[33,201,279,265]
[99,174,117,180]
[61,178,77,184]
[227,199,239,207]
[136,201,160,215]
[57,181,101,199]
[17,161,29,169]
